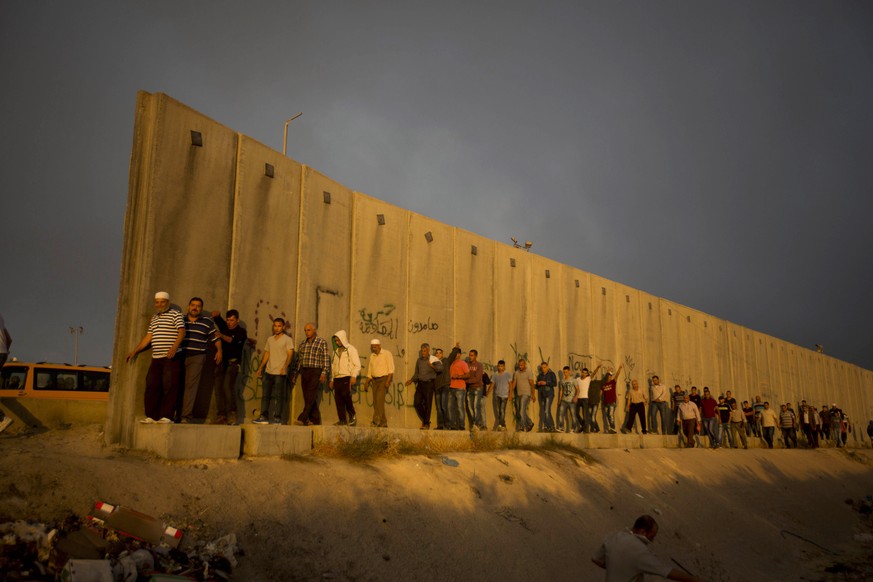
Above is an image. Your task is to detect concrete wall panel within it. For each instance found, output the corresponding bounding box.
[493,245,533,369]
[454,230,495,364]
[350,194,410,426]
[109,93,873,445]
[406,213,455,357]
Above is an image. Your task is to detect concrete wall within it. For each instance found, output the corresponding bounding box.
[107,92,873,445]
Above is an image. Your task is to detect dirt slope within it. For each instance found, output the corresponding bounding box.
[2,426,872,581]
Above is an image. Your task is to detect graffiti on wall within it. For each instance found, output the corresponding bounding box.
[358,304,399,339]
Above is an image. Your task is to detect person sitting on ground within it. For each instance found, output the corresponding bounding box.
[592,514,706,581]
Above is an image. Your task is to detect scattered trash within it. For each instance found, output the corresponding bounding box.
[652,507,662,515]
[441,456,459,467]
[635,493,644,499]
[498,474,514,484]
[0,502,241,581]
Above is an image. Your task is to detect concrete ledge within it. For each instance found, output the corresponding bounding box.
[241,424,312,457]
[133,424,242,460]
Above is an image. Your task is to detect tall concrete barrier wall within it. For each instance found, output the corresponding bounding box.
[107,92,873,446]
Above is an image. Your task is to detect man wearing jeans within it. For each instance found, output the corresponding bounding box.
[535,362,557,432]
[465,350,487,430]
[448,351,469,430]
[211,309,248,425]
[405,343,442,429]
[254,318,294,424]
[511,359,535,432]
[648,375,669,435]
[490,360,512,431]
[699,387,720,448]
[759,401,779,448]
[600,365,623,434]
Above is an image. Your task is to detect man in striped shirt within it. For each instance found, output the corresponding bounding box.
[179,297,222,423]
[127,291,185,423]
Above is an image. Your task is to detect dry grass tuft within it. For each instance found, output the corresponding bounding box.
[306,430,597,464]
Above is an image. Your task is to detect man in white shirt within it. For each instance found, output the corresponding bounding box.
[649,375,670,435]
[364,339,394,427]
[592,515,705,581]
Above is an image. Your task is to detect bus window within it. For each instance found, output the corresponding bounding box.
[1,366,27,390]
[81,371,110,392]
[36,371,56,390]
[57,372,78,390]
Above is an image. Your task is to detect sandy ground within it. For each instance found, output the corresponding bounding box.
[1,425,872,581]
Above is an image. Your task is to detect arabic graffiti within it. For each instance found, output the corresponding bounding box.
[358,304,398,340]
[408,316,439,334]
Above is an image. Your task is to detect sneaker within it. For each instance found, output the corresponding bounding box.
[253,417,270,425]
[349,415,357,427]
[620,427,630,434]
[211,416,227,425]
[139,417,156,424]
[271,419,282,425]
[227,413,238,425]
[556,427,565,433]
[156,417,173,424]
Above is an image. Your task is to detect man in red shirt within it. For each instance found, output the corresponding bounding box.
[600,364,623,434]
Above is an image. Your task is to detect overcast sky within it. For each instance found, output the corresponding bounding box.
[1,1,871,371]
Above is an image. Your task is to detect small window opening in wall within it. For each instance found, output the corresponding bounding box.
[625,295,630,303]
[264,163,274,178]
[648,302,652,310]
[510,258,516,267]
[601,287,606,295]
[323,191,331,204]
[575,280,580,288]
[424,231,433,243]
[704,321,707,328]
[471,245,478,255]
[545,269,551,278]
[686,316,691,322]
[668,309,672,315]
[190,130,203,147]
[376,214,385,226]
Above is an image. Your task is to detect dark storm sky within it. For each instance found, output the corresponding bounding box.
[1,1,871,370]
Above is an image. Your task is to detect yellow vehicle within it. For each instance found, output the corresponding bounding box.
[0,361,110,429]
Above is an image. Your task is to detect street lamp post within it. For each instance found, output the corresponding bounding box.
[282,113,303,156]
[69,326,84,365]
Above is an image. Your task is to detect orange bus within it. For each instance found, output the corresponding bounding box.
[0,361,110,430]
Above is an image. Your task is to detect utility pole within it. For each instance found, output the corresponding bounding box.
[69,326,84,365]
[283,113,303,156]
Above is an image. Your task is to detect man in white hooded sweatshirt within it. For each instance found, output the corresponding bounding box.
[330,330,361,426]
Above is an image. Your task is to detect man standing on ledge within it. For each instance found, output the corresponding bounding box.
[600,365,623,434]
[405,343,442,430]
[330,330,361,426]
[254,318,294,425]
[364,339,394,427]
[295,322,330,426]
[126,291,185,423]
[592,515,705,581]
[179,297,222,423]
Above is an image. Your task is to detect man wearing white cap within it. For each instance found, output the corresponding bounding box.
[127,292,185,423]
[363,339,393,427]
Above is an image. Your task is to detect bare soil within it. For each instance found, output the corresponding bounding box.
[2,425,872,581]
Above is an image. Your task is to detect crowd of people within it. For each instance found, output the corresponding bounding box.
[126,292,863,451]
